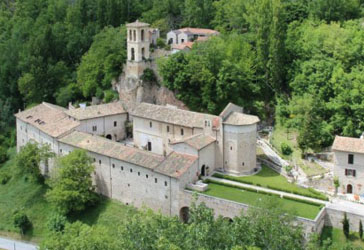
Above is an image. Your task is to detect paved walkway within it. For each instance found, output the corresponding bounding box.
[257,138,289,167]
[0,236,37,250]
[208,177,328,205]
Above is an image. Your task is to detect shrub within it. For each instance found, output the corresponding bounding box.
[0,146,8,164]
[281,143,293,156]
[103,89,119,103]
[0,173,10,185]
[13,210,31,234]
[156,38,166,48]
[141,68,157,83]
[47,213,67,232]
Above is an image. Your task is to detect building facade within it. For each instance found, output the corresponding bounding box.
[332,136,364,195]
[15,100,260,216]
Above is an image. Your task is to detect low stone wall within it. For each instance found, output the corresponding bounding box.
[180,190,325,237]
[325,206,364,232]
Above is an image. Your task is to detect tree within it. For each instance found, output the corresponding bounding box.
[182,0,215,28]
[46,149,97,215]
[333,177,340,195]
[16,142,54,181]
[40,221,119,250]
[77,26,127,98]
[47,213,68,232]
[342,212,350,239]
[13,210,31,235]
[360,220,363,240]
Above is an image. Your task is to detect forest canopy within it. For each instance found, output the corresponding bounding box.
[0,0,363,152]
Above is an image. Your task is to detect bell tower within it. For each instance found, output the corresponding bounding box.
[126,20,150,78]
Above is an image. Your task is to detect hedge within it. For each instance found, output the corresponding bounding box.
[212,173,328,201]
[204,179,323,207]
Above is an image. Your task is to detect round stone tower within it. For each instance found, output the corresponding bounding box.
[222,112,260,175]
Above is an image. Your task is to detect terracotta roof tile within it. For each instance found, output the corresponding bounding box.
[172,42,194,50]
[171,134,216,150]
[177,28,219,35]
[126,20,150,28]
[59,131,196,178]
[132,103,219,129]
[332,136,364,154]
[223,112,260,126]
[15,103,80,138]
[65,102,126,120]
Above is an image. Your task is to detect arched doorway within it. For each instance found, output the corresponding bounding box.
[201,165,206,176]
[106,134,112,140]
[180,207,189,223]
[347,184,353,194]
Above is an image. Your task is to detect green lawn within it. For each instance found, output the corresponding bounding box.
[321,226,364,249]
[215,165,327,200]
[203,182,322,219]
[0,147,136,243]
[270,125,328,177]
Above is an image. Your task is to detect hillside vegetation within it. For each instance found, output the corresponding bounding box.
[0,0,364,154]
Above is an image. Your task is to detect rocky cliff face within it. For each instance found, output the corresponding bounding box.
[113,52,188,112]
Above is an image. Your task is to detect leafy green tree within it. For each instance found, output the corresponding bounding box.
[212,0,248,33]
[77,26,127,98]
[16,142,54,181]
[40,221,118,250]
[309,0,362,22]
[13,210,31,235]
[46,149,97,215]
[182,0,215,28]
[159,34,259,115]
[47,213,68,232]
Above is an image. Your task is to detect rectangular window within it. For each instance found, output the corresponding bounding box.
[155,178,158,183]
[165,181,168,187]
[112,164,115,168]
[167,126,170,133]
[92,126,97,132]
[150,121,153,128]
[146,174,149,179]
[121,166,124,171]
[114,121,117,127]
[138,172,140,176]
[181,128,184,136]
[130,168,133,173]
[348,154,354,164]
[345,169,356,177]
[99,160,101,165]
[148,142,152,151]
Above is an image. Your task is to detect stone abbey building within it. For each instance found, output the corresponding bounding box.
[15,100,259,217]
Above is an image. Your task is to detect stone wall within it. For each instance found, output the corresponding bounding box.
[180,190,325,238]
[325,206,364,232]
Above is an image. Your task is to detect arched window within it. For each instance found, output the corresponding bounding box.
[133,30,136,41]
[142,47,145,59]
[131,48,135,61]
[141,29,144,41]
[129,30,132,41]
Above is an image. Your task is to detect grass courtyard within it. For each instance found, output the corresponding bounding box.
[214,165,327,200]
[321,226,364,249]
[0,147,136,243]
[203,182,323,219]
[270,125,328,177]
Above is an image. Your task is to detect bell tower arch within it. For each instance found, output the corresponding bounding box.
[126,20,151,78]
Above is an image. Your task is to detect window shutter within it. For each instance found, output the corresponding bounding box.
[345,169,348,176]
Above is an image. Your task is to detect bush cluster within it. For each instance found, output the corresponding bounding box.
[13,210,31,235]
[281,143,293,156]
